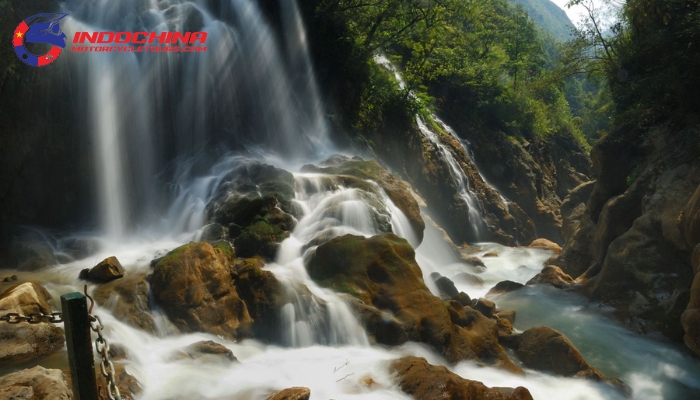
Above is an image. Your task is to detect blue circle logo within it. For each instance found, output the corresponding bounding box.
[12,13,68,67]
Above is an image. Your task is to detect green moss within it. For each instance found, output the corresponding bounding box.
[213,241,234,258]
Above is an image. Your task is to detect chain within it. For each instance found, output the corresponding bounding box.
[0,312,63,324]
[89,314,121,400]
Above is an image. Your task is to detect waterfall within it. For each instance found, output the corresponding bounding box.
[63,0,332,239]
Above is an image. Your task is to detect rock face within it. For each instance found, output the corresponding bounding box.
[553,125,700,348]
[267,387,311,400]
[503,327,626,389]
[0,366,72,400]
[150,242,253,339]
[307,233,519,371]
[389,356,533,400]
[94,273,155,333]
[301,158,425,243]
[205,160,296,260]
[528,238,562,253]
[0,282,65,362]
[526,266,575,289]
[81,256,125,283]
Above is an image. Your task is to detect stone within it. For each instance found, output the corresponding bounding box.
[267,387,311,400]
[526,266,575,289]
[472,298,497,318]
[200,223,227,242]
[176,340,237,363]
[232,257,284,342]
[486,281,525,297]
[0,282,64,362]
[505,326,628,391]
[82,256,125,283]
[389,356,533,400]
[453,272,485,287]
[527,238,562,253]
[94,273,155,333]
[461,256,486,269]
[432,273,459,299]
[0,366,71,399]
[150,242,252,339]
[3,274,18,282]
[483,252,499,258]
[307,233,519,371]
[681,271,700,356]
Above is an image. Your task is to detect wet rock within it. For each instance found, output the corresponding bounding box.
[505,326,628,390]
[0,282,65,362]
[301,159,425,244]
[267,387,311,400]
[177,340,237,363]
[58,237,101,260]
[350,299,409,345]
[431,273,459,299]
[681,183,700,248]
[200,223,227,242]
[81,256,125,283]
[206,161,296,260]
[472,298,497,318]
[0,366,71,399]
[496,310,516,324]
[307,234,519,371]
[486,281,525,297]
[496,316,514,335]
[453,272,484,287]
[150,242,252,339]
[454,291,472,307]
[483,252,499,258]
[527,238,562,253]
[389,356,533,400]
[94,272,155,333]
[461,256,486,268]
[681,246,700,356]
[526,266,575,289]
[233,257,285,342]
[8,240,57,271]
[3,274,18,282]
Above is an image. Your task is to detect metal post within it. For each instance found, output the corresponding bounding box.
[61,292,98,400]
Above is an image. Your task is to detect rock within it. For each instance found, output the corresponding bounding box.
[496,310,516,324]
[3,274,18,282]
[267,387,311,400]
[176,340,237,363]
[301,158,425,244]
[389,356,533,400]
[150,242,252,339]
[58,237,101,260]
[350,299,409,345]
[483,252,499,258]
[453,272,484,287]
[472,298,497,318]
[94,273,155,333]
[0,282,65,362]
[461,256,486,268]
[681,184,700,247]
[486,281,525,297]
[526,266,575,289]
[455,292,472,307]
[205,160,296,260]
[505,326,627,390]
[693,243,700,275]
[200,223,227,242]
[8,240,57,271]
[233,257,285,342]
[307,234,519,371]
[82,256,125,283]
[0,366,71,399]
[527,238,562,253]
[681,271,700,356]
[496,316,514,335]
[432,273,459,299]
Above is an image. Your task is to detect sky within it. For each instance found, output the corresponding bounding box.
[549,0,616,27]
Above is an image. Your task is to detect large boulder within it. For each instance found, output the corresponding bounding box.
[150,242,252,339]
[80,256,125,283]
[526,266,575,289]
[504,326,627,390]
[232,257,285,342]
[175,340,237,364]
[206,160,296,260]
[0,366,71,399]
[94,272,155,333]
[389,356,533,400]
[307,233,519,371]
[486,281,525,298]
[301,158,425,244]
[527,238,562,253]
[0,282,64,362]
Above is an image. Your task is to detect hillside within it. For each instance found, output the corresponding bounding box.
[509,0,575,41]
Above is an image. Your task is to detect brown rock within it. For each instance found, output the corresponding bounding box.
[453,272,485,287]
[233,257,285,342]
[308,234,519,371]
[486,281,525,298]
[496,317,514,335]
[472,298,497,318]
[496,310,516,324]
[527,238,562,253]
[150,242,252,339]
[267,387,311,400]
[83,256,125,283]
[462,256,486,270]
[0,282,65,362]
[389,356,533,400]
[176,340,237,363]
[94,273,155,333]
[483,252,499,258]
[681,184,700,248]
[526,266,575,289]
[692,244,700,275]
[0,366,71,399]
[681,272,700,356]
[506,326,627,390]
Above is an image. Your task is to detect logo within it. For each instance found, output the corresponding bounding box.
[12,13,68,67]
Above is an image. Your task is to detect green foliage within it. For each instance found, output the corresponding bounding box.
[509,0,576,41]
